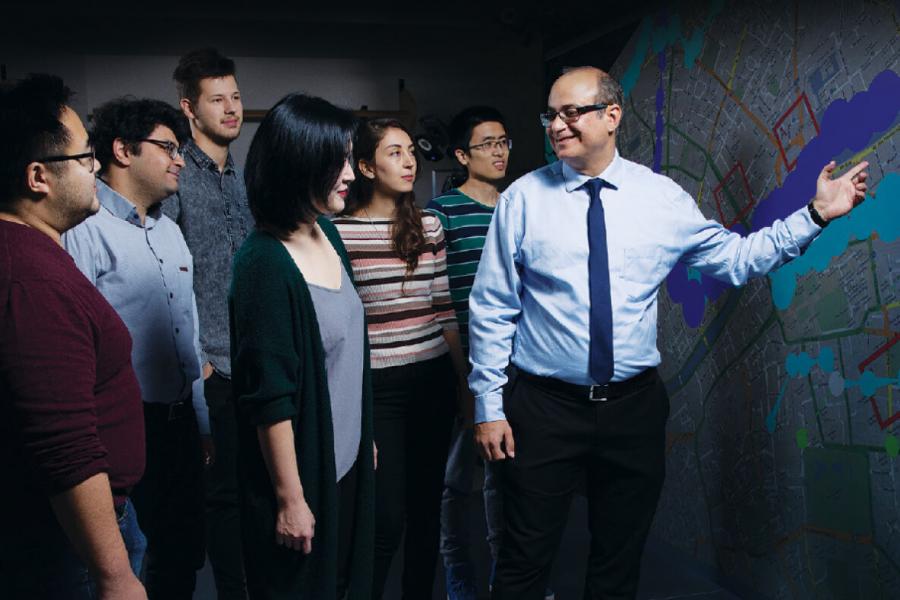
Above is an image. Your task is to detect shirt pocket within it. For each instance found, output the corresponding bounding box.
[618,246,665,301]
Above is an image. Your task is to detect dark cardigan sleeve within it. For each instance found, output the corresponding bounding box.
[231,236,301,426]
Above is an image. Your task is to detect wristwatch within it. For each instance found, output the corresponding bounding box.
[807,201,829,228]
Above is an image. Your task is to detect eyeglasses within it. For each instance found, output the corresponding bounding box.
[33,149,97,173]
[468,138,512,153]
[539,104,609,128]
[140,139,184,160]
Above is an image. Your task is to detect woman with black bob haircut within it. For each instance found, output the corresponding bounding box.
[230,93,375,600]
[334,119,468,599]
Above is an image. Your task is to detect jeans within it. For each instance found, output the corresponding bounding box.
[440,420,478,587]
[1,498,146,599]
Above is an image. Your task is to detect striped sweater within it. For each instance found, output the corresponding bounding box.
[426,190,495,353]
[332,212,457,370]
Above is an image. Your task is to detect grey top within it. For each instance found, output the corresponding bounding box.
[63,179,209,434]
[308,263,365,481]
[162,139,252,378]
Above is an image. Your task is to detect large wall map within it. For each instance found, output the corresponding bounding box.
[608,1,900,597]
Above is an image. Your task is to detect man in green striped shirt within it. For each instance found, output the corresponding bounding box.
[429,106,531,600]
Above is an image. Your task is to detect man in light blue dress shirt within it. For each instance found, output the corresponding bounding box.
[64,98,210,599]
[468,67,869,599]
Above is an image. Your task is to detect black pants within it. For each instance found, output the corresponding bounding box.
[205,372,247,599]
[130,401,205,599]
[493,368,669,600]
[371,354,457,600]
[336,460,359,598]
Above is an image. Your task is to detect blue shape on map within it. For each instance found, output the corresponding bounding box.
[667,69,900,327]
[770,172,900,308]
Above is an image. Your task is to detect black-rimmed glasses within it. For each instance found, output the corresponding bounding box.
[33,149,97,173]
[539,104,609,128]
[140,139,184,160]
[468,138,513,153]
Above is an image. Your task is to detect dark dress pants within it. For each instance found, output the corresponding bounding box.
[130,401,205,599]
[371,354,457,600]
[204,371,248,599]
[492,368,669,600]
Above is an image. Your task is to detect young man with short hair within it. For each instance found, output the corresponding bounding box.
[64,97,207,599]
[0,74,146,600]
[429,106,538,600]
[163,47,252,599]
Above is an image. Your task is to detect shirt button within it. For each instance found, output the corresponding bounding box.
[175,328,180,334]
[159,259,164,264]
[170,293,174,298]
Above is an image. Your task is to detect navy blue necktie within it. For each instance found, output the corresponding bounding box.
[584,178,614,384]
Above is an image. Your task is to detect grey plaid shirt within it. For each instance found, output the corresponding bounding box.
[162,139,252,378]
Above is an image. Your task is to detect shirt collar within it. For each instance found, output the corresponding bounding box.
[185,138,235,174]
[561,149,623,193]
[96,178,161,228]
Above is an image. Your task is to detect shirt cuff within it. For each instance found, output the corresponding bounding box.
[475,391,506,423]
[785,204,822,248]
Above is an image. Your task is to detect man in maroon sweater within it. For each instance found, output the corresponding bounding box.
[0,74,147,599]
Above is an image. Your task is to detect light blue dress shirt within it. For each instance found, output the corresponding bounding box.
[469,151,821,423]
[64,180,209,434]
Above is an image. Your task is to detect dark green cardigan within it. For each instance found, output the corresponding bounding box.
[229,217,374,599]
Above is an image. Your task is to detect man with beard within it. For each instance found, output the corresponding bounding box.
[163,47,252,599]
[64,97,207,599]
[0,75,146,599]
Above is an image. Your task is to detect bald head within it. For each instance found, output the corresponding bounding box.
[554,67,624,110]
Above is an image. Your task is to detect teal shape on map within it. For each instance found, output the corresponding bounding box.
[770,173,900,309]
[785,347,834,377]
[846,369,900,398]
[687,266,702,282]
[620,0,725,97]
[796,428,809,449]
[668,69,899,327]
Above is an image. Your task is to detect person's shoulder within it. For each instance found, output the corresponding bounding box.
[427,190,470,211]
[421,210,444,235]
[233,229,281,272]
[505,162,563,197]
[617,155,686,199]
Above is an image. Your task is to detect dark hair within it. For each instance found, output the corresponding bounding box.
[449,105,506,155]
[0,73,72,207]
[447,105,506,187]
[173,48,236,104]
[342,118,425,275]
[244,93,356,240]
[90,97,190,176]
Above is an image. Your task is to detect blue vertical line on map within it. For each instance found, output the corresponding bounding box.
[653,49,666,173]
[765,379,791,433]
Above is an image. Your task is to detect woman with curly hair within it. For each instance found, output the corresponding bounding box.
[334,118,467,599]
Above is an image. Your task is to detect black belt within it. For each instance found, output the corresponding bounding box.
[145,399,193,421]
[517,367,657,402]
